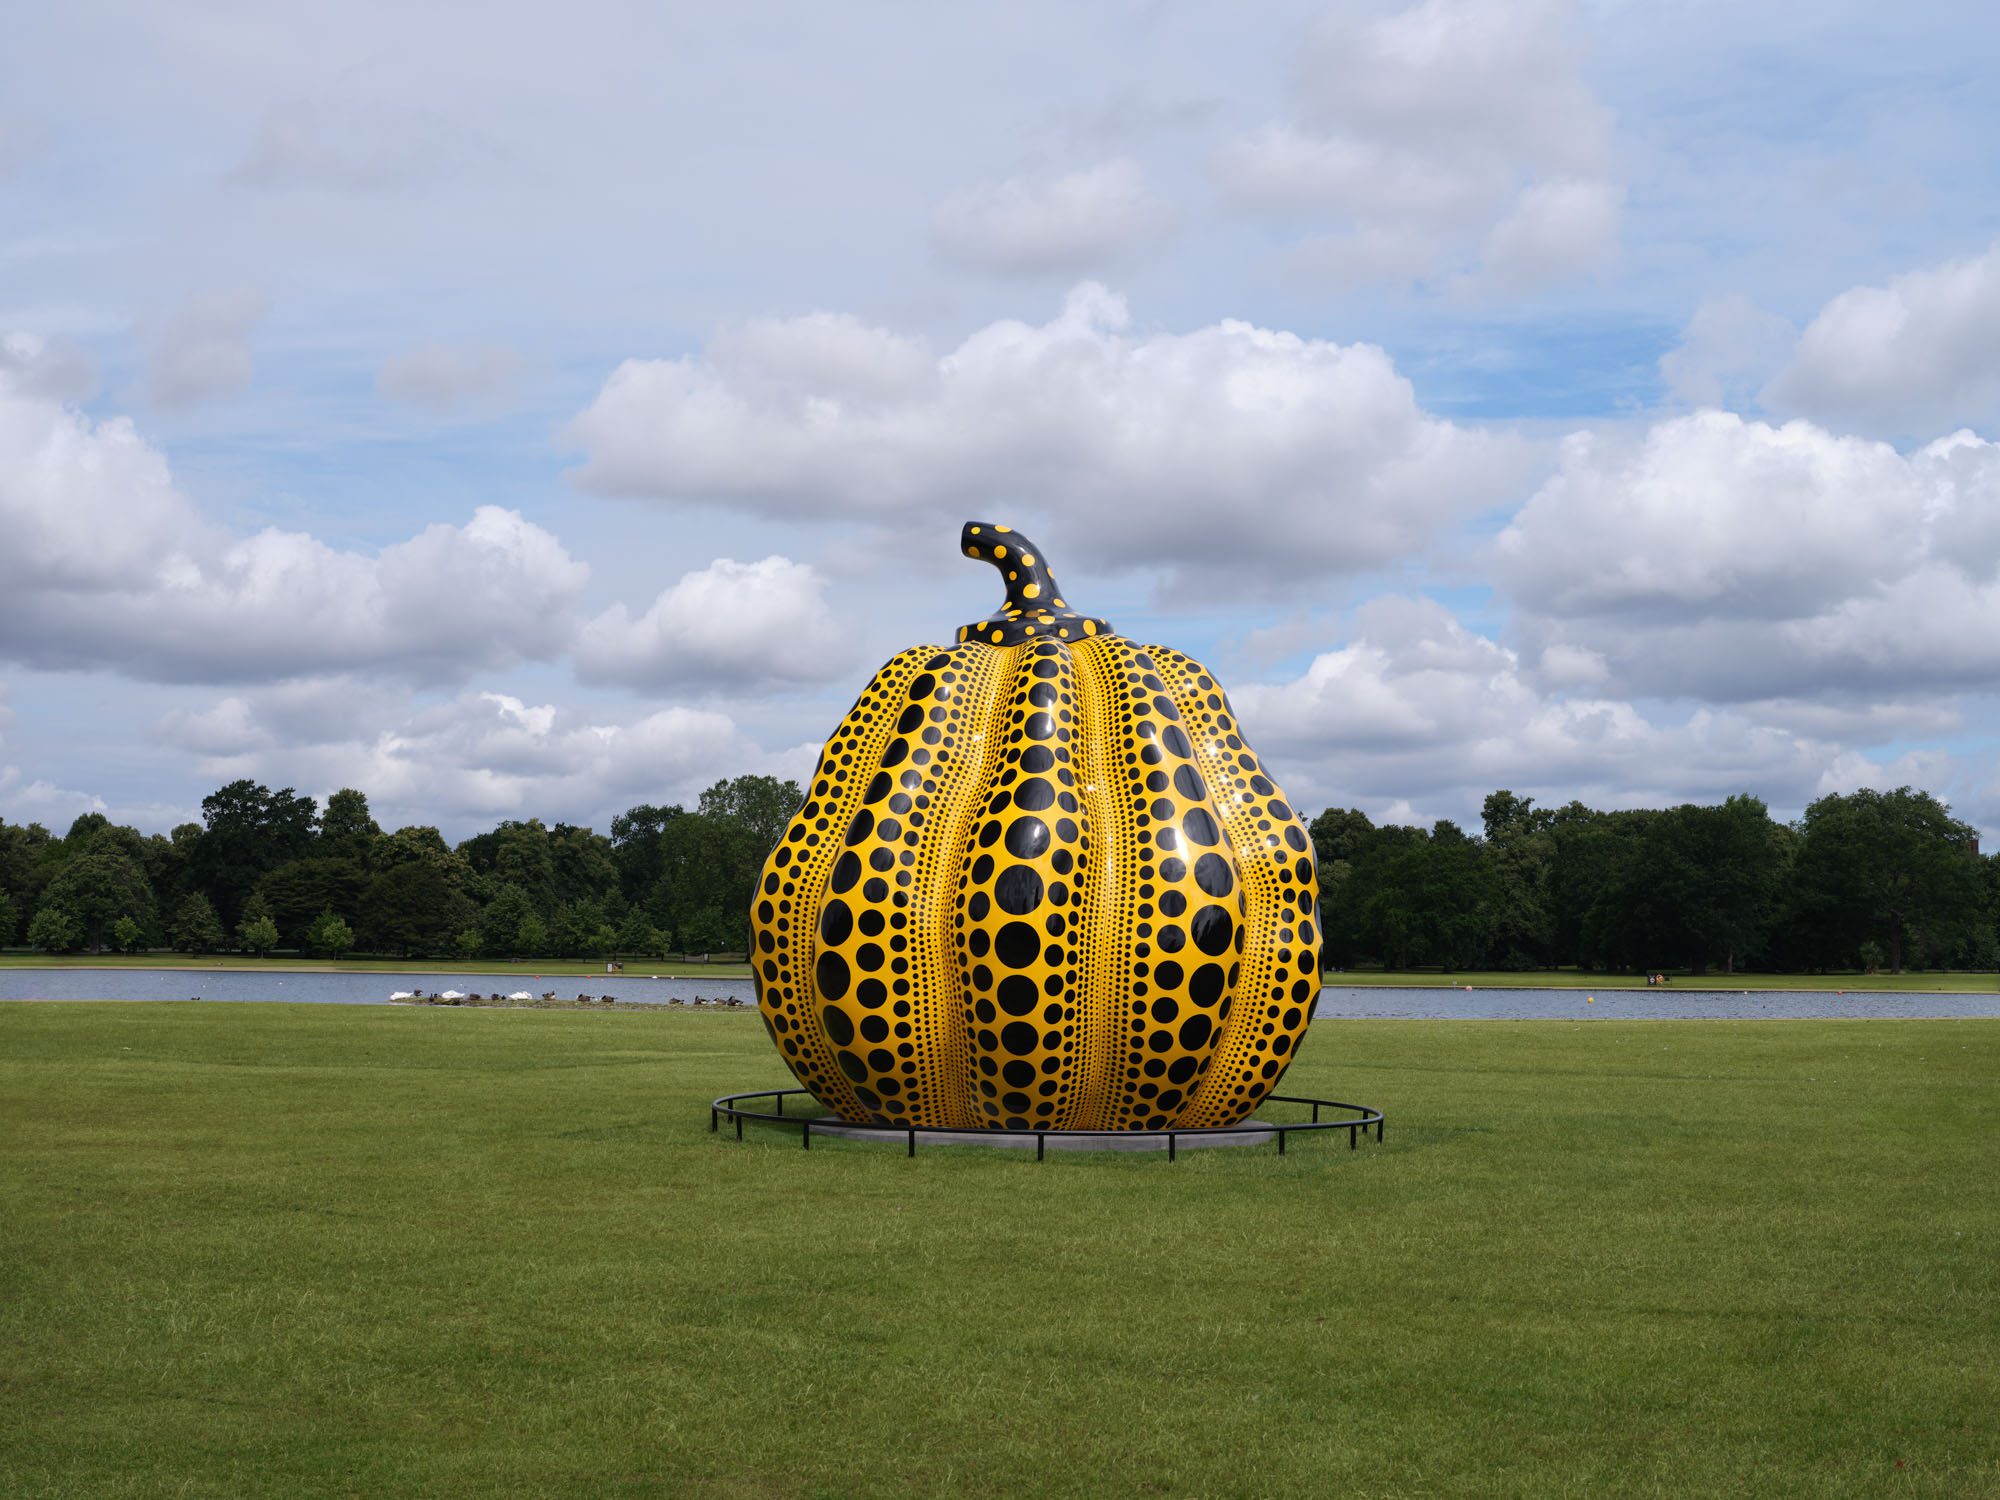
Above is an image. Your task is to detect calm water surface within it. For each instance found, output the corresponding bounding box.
[3,969,1997,1018]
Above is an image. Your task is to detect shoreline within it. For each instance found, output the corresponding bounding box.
[1,962,1994,996]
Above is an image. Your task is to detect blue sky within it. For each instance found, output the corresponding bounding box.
[4,0,2000,841]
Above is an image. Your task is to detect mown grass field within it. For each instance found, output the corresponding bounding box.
[2,1005,1995,1498]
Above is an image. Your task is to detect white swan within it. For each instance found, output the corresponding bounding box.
[389,990,414,1000]
[508,990,532,1001]
[439,989,465,1000]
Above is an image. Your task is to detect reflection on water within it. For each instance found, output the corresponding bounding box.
[2,970,1996,1019]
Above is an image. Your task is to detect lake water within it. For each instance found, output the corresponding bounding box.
[2,969,1997,1019]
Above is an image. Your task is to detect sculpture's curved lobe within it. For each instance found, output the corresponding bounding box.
[750,523,1319,1130]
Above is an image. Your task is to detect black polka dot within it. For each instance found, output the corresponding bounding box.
[1173,764,1205,799]
[822,1007,854,1045]
[1005,816,1050,858]
[1155,959,1184,990]
[1194,852,1234,897]
[1025,712,1054,740]
[819,900,852,946]
[1001,1022,1039,1055]
[830,852,861,893]
[995,866,1044,914]
[1178,1014,1213,1049]
[995,922,1040,968]
[1191,906,1234,956]
[837,1049,868,1082]
[1190,963,1226,1007]
[1182,808,1220,846]
[815,951,850,1000]
[1014,778,1055,811]
[997,975,1040,1015]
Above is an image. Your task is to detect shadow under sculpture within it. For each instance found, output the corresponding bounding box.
[749,521,1321,1131]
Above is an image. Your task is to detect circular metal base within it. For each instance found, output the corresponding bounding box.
[708,1088,1384,1161]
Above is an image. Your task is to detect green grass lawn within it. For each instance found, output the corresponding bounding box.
[2,1006,1994,1498]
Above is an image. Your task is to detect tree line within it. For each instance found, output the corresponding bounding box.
[0,777,797,962]
[1,779,1994,974]
[1315,788,1997,975]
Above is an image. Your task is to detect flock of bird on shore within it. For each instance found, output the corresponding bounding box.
[388,988,747,1008]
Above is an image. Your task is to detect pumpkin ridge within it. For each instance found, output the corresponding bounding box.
[922,642,1016,1129]
[1066,637,1123,1130]
[753,645,932,1120]
[810,644,999,1125]
[1069,635,1236,1128]
[1149,646,1320,1127]
[955,640,1090,1130]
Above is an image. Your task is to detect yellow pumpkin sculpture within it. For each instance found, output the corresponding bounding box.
[751,522,1319,1131]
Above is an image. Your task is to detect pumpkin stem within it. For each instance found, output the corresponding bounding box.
[956,522,1115,647]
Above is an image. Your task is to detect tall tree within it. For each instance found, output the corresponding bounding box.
[191,781,320,928]
[318,789,382,865]
[1792,787,1985,973]
[40,837,154,952]
[610,803,682,905]
[1480,790,1554,968]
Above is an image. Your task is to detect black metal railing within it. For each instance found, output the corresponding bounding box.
[708,1088,1384,1161]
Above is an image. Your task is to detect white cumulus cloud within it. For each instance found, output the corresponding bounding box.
[575,554,850,691]
[0,372,588,684]
[564,284,1527,582]
[1211,0,1620,292]
[1765,240,2000,436]
[376,343,524,416]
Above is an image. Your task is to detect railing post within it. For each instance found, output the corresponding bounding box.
[1036,1133,1045,1162]
[775,1094,783,1117]
[1168,1132,1177,1162]
[907,1128,916,1159]
[1349,1123,1357,1150]
[735,1114,744,1141]
[710,1108,717,1133]
[1277,1128,1286,1155]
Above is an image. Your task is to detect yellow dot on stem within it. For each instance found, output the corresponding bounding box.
[1084,620,1097,636]
[994,545,1008,558]
[969,526,982,534]
[1023,582,1040,599]
[1054,598,1067,608]
[1021,553,1036,566]
[989,630,1003,644]
[995,525,1012,533]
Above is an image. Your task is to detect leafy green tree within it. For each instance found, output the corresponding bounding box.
[112,915,145,953]
[318,789,382,865]
[0,889,17,946]
[589,923,620,962]
[478,884,538,959]
[517,913,549,957]
[27,904,80,953]
[1792,787,1985,973]
[0,818,59,921]
[237,912,279,956]
[192,780,320,928]
[172,892,226,954]
[678,906,738,956]
[305,909,355,959]
[1480,791,1554,968]
[616,908,664,959]
[42,839,153,951]
[697,776,802,857]
[258,858,366,947]
[459,820,555,911]
[358,859,477,958]
[455,927,483,961]
[610,803,682,905]
[549,823,619,911]
[1343,821,1498,969]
